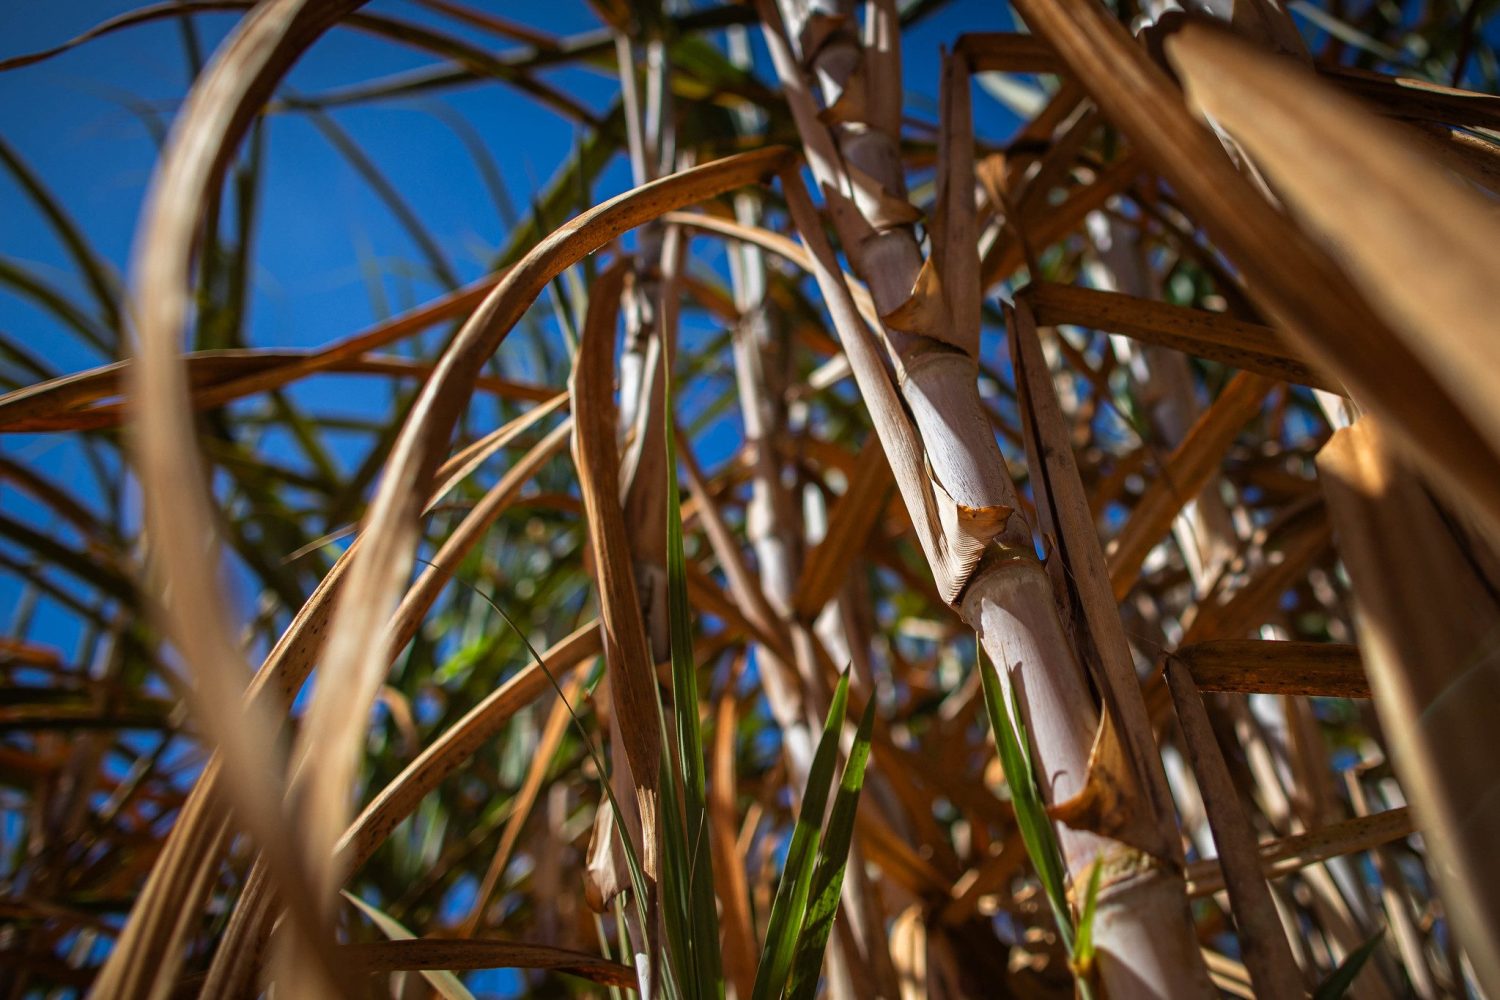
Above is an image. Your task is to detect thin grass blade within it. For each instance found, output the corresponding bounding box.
[343,890,476,1000]
[977,647,1074,955]
[1313,929,1387,1000]
[663,361,724,997]
[785,693,877,1000]
[750,673,850,1000]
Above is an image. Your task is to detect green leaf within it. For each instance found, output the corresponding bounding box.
[0,136,121,341]
[657,750,696,1000]
[0,257,114,355]
[661,360,724,999]
[307,110,460,290]
[750,674,851,1000]
[411,558,655,982]
[1070,858,1104,981]
[494,104,623,268]
[342,890,476,1000]
[785,692,877,1000]
[978,646,1074,955]
[1313,929,1386,1000]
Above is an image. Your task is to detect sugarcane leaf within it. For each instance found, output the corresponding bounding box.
[662,350,724,998]
[978,646,1075,955]
[785,692,877,1000]
[0,258,114,356]
[1313,929,1386,1000]
[410,557,655,975]
[750,673,850,1000]
[1070,858,1104,980]
[0,137,121,339]
[342,890,476,1000]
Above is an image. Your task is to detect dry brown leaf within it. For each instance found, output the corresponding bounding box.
[1179,501,1332,646]
[338,620,600,874]
[1009,300,1185,859]
[792,438,895,621]
[710,668,756,1000]
[998,78,1089,195]
[981,153,1142,289]
[125,1,370,993]
[864,0,903,138]
[0,274,507,433]
[660,208,882,325]
[879,257,953,345]
[1319,418,1500,993]
[570,258,662,882]
[845,158,925,231]
[935,48,980,357]
[1324,64,1500,132]
[1168,22,1500,538]
[285,144,791,980]
[1006,0,1500,545]
[343,938,636,989]
[1020,282,1335,390]
[1165,659,1304,997]
[458,673,585,937]
[1165,0,1306,58]
[195,421,580,988]
[796,10,852,65]
[676,433,791,663]
[131,126,788,995]
[1107,371,1274,601]
[891,903,930,1000]
[1010,108,1100,231]
[939,831,1026,926]
[1185,807,1415,898]
[1201,949,1256,1000]
[0,353,549,434]
[816,71,869,128]
[287,397,568,564]
[1401,120,1500,194]
[956,32,1064,74]
[1046,710,1153,849]
[584,794,627,915]
[1174,640,1368,699]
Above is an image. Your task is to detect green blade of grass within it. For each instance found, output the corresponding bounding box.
[750,673,851,1000]
[662,364,724,998]
[978,645,1075,955]
[342,890,476,1000]
[0,258,114,356]
[784,692,877,1000]
[412,557,655,985]
[656,748,693,1000]
[1070,858,1104,983]
[1313,929,1386,1000]
[306,110,460,290]
[0,136,121,340]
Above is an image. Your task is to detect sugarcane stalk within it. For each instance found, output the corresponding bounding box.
[761,3,1213,992]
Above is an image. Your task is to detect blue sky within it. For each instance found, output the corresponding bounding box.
[2,1,617,363]
[0,0,1025,647]
[0,0,1018,372]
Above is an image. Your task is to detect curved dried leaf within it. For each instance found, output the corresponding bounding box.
[1169,22,1500,524]
[569,258,663,879]
[127,1,368,992]
[1008,0,1500,541]
[343,938,637,989]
